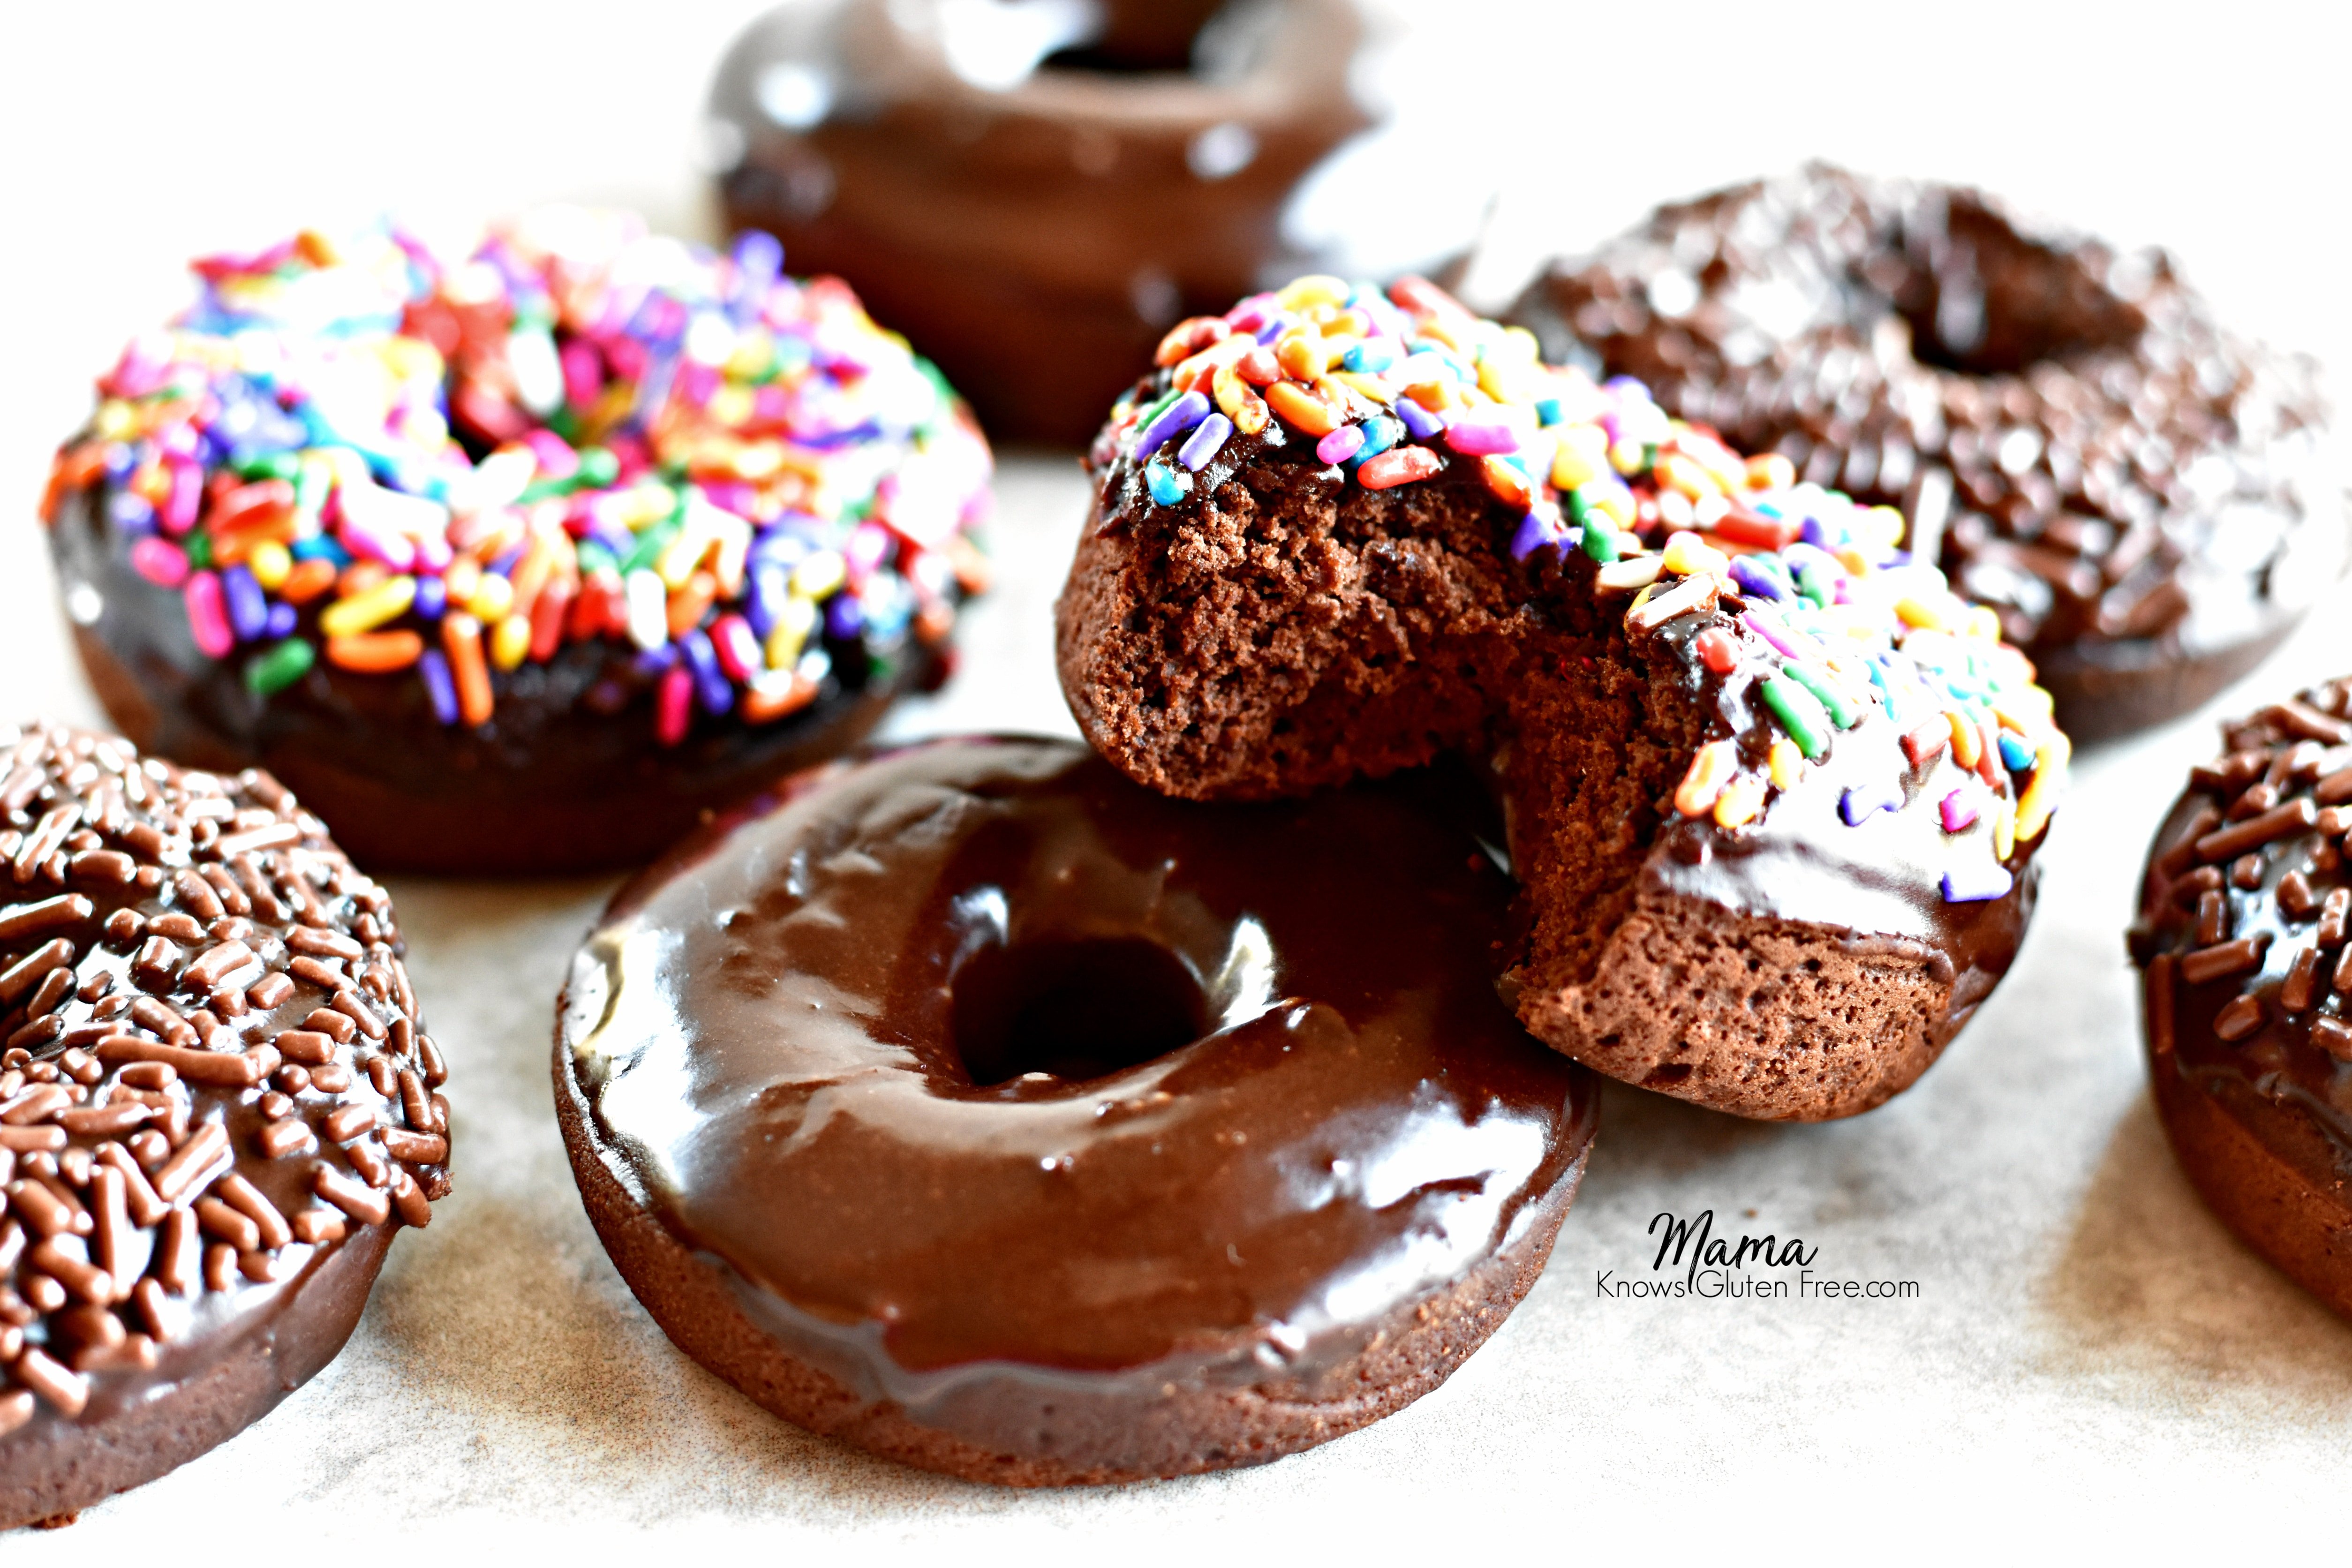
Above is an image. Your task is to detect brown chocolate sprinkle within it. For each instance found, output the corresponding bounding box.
[0,721,450,1421]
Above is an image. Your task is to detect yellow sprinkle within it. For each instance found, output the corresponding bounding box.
[1674,739,1738,817]
[792,551,847,601]
[1768,739,1802,788]
[94,401,138,441]
[467,573,516,622]
[1277,275,1350,310]
[1745,452,1796,492]
[1834,546,1871,576]
[1894,596,1952,633]
[1862,505,1907,550]
[707,384,756,429]
[1629,582,1656,615]
[2015,735,2071,842]
[1609,439,1648,475]
[1661,532,1729,579]
[1584,484,1635,529]
[1330,371,1395,406]
[248,540,292,590]
[1963,605,2004,641]
[765,596,818,669]
[657,520,715,590]
[1714,773,1767,830]
[444,557,482,604]
[1992,798,2017,861]
[490,613,532,671]
[317,575,417,639]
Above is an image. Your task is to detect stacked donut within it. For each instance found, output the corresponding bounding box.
[1509,166,2340,739]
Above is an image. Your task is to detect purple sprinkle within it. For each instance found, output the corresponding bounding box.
[1728,556,1783,601]
[1799,516,1830,547]
[107,489,157,535]
[1135,391,1212,459]
[682,629,734,715]
[1939,790,1980,833]
[1253,313,1292,344]
[1395,396,1447,441]
[221,564,268,640]
[418,649,459,725]
[1839,778,1904,826]
[413,576,448,619]
[1317,425,1366,466]
[264,602,297,639]
[1178,413,1234,472]
[633,645,679,676]
[826,593,864,639]
[1941,864,2015,903]
[1510,510,1560,562]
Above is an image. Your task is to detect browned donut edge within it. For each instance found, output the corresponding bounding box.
[0,1222,393,1531]
[552,1020,1587,1486]
[2145,968,2352,1316]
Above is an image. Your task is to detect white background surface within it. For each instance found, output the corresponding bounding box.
[4,0,2351,1554]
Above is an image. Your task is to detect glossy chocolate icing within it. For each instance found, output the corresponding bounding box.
[558,736,1593,1400]
[48,480,940,875]
[711,0,1379,445]
[2134,683,2352,1185]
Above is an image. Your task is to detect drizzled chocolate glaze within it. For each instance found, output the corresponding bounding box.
[48,481,940,875]
[557,737,1592,1440]
[711,0,1376,445]
[2133,680,2352,1194]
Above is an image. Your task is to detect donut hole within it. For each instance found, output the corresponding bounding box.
[951,935,1209,1085]
[1890,198,2146,378]
[1041,0,1229,74]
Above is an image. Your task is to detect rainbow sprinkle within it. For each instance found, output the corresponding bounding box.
[42,211,993,742]
[1102,275,2069,899]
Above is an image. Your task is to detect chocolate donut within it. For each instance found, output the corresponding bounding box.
[0,719,448,1528]
[1506,166,2344,742]
[709,0,1384,445]
[2132,678,2352,1313]
[1056,276,2066,1119]
[43,211,992,875]
[555,736,1594,1484]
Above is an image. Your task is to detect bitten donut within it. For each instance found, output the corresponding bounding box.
[1058,276,2069,1119]
[0,719,449,1528]
[555,736,1594,1484]
[43,211,992,874]
[1508,165,2342,741]
[709,0,1379,445]
[2133,678,2352,1314]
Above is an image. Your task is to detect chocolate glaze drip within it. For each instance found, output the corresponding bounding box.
[1509,165,2344,740]
[48,481,942,875]
[559,737,1592,1402]
[2134,678,2352,1182]
[711,0,1377,445]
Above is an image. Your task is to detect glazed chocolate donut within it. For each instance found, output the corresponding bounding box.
[0,720,449,1528]
[43,211,991,875]
[1507,166,2344,741]
[1056,276,2067,1119]
[2133,678,2352,1314]
[554,736,1594,1484]
[709,0,1381,445]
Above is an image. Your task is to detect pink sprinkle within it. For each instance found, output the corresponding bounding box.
[711,614,761,682]
[558,340,605,412]
[338,513,418,572]
[162,457,202,536]
[656,665,693,747]
[130,537,190,588]
[1445,419,1520,457]
[1317,425,1366,465]
[524,428,580,479]
[1740,610,1801,660]
[184,572,234,658]
[1939,790,1981,833]
[675,362,721,409]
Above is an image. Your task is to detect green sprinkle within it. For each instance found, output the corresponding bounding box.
[184,531,213,569]
[1796,561,1836,608]
[574,446,621,489]
[244,638,315,696]
[232,450,301,482]
[576,539,618,575]
[1761,675,1832,759]
[1783,663,1861,729]
[621,515,680,575]
[1580,516,1619,563]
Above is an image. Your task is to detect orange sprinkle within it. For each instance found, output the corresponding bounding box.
[1946,709,1982,769]
[529,579,573,662]
[1479,455,1532,508]
[278,557,339,605]
[338,559,390,600]
[666,570,718,638]
[743,674,819,724]
[1265,380,1340,437]
[325,630,424,673]
[441,612,494,728]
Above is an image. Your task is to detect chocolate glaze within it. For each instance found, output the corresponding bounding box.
[1510,166,2344,740]
[558,737,1592,1418]
[48,480,942,875]
[711,0,1377,445]
[2133,680,2352,1195]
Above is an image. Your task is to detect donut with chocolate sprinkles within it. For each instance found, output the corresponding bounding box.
[1509,165,2344,741]
[2133,678,2352,1314]
[0,720,449,1529]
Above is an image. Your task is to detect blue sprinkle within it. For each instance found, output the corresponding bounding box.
[1253,313,1291,344]
[729,229,784,322]
[1146,464,1191,507]
[1534,397,1565,427]
[1941,864,2015,903]
[1395,396,1447,441]
[290,535,350,566]
[107,489,157,535]
[1135,390,1212,459]
[1342,339,1397,373]
[221,564,268,640]
[634,645,679,677]
[682,629,734,715]
[1840,778,1904,826]
[1729,556,1784,601]
[417,650,459,725]
[1998,732,2036,772]
[1355,415,1402,461]
[1179,413,1234,471]
[412,576,447,620]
